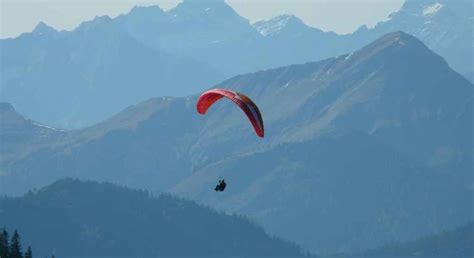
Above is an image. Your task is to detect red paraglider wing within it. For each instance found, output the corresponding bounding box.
[196,89,264,138]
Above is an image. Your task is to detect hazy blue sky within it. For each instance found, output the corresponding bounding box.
[0,0,405,38]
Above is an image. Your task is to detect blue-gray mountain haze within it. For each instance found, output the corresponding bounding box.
[1,28,472,254]
[0,0,472,128]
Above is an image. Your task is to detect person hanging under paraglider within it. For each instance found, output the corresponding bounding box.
[214,179,227,192]
[197,89,263,193]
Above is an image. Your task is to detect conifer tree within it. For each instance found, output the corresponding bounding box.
[9,230,23,258]
[24,246,33,258]
[0,229,9,258]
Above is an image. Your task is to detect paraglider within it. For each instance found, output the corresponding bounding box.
[214,179,227,192]
[196,89,264,137]
[197,88,264,192]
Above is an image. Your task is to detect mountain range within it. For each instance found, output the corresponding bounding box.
[1,0,471,128]
[1,31,472,253]
[0,15,221,129]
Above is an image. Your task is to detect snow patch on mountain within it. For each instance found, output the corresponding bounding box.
[423,3,443,16]
[31,121,64,132]
[254,15,298,36]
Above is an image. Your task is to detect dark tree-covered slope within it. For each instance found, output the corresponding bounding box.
[0,178,305,257]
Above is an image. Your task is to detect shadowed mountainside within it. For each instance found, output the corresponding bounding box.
[0,178,306,257]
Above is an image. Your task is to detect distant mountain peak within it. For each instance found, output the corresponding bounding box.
[91,15,114,23]
[399,0,451,18]
[181,0,226,5]
[253,14,307,36]
[265,14,296,20]
[401,0,438,11]
[75,15,116,33]
[166,0,254,37]
[389,0,474,22]
[32,21,57,35]
[361,31,426,52]
[131,5,164,13]
[127,5,165,17]
[342,31,438,69]
[354,24,370,33]
[260,14,303,25]
[173,0,231,12]
[379,30,419,41]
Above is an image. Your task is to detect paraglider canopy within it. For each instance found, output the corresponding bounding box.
[196,89,264,138]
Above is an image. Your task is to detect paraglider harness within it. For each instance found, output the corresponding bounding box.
[214,179,227,192]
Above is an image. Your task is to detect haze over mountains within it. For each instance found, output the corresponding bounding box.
[1,0,472,254]
[1,31,472,253]
[1,0,471,128]
[0,15,221,129]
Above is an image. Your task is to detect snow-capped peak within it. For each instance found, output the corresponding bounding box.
[253,14,303,36]
[423,2,443,17]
